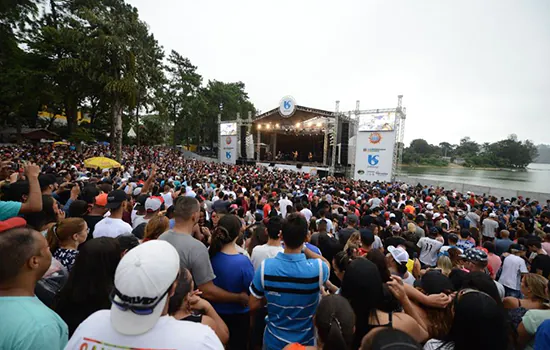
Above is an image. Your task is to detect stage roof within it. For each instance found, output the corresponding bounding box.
[253,105,336,124]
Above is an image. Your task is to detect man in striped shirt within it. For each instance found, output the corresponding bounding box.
[249,213,330,350]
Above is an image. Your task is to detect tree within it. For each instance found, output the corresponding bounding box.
[163,50,202,146]
[409,139,432,155]
[456,137,480,157]
[201,80,256,148]
[439,142,453,157]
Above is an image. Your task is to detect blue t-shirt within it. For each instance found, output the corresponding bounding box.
[0,296,68,349]
[210,252,254,315]
[535,319,550,350]
[0,201,22,221]
[249,252,329,350]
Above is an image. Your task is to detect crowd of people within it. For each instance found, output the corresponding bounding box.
[1,143,550,350]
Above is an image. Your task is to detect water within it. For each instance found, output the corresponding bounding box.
[399,163,550,194]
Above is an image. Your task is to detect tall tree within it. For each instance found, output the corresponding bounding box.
[163,50,202,146]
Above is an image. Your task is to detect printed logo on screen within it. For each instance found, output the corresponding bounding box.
[357,170,365,175]
[279,96,297,118]
[369,132,382,144]
[225,136,232,145]
[368,155,379,166]
[226,151,232,159]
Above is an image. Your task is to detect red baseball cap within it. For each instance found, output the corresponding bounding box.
[95,193,108,207]
[0,217,27,233]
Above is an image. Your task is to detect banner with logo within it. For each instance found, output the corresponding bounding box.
[353,131,396,182]
[220,135,237,164]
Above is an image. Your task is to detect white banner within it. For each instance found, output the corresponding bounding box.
[354,131,396,182]
[220,135,237,164]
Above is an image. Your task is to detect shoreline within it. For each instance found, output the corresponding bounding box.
[400,164,525,171]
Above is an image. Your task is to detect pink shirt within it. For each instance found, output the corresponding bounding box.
[542,242,550,255]
[487,253,502,279]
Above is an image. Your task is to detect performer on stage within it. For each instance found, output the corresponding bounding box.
[266,150,272,161]
[293,151,298,161]
[276,151,282,161]
[308,152,313,162]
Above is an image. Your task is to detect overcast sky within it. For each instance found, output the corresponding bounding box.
[127,0,550,146]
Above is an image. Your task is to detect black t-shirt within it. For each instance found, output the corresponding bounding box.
[82,215,104,241]
[531,254,550,279]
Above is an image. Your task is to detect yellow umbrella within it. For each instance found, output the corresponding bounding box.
[84,157,121,169]
[53,141,69,146]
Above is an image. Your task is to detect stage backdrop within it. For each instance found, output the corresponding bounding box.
[219,122,237,164]
[353,130,396,182]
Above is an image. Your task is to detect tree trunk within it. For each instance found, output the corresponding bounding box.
[65,95,78,136]
[13,112,22,144]
[113,100,123,162]
[135,103,140,146]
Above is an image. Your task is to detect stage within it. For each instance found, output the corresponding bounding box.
[258,161,329,175]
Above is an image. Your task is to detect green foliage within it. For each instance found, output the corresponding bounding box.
[402,135,538,169]
[67,126,95,143]
[1,0,256,150]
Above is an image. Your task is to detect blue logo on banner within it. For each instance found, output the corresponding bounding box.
[368,155,379,166]
[226,151,232,160]
[283,100,292,109]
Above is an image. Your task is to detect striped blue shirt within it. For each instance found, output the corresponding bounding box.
[249,252,329,350]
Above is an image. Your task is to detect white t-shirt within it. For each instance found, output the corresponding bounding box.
[251,244,284,271]
[93,217,133,239]
[279,198,292,218]
[482,218,499,238]
[368,197,382,209]
[132,215,149,229]
[300,208,313,222]
[417,237,444,267]
[316,218,333,233]
[161,192,174,209]
[498,254,528,290]
[65,310,223,350]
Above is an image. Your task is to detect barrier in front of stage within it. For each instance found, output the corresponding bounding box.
[258,162,328,175]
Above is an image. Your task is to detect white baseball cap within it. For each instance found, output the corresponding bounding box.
[145,197,162,212]
[110,240,180,335]
[426,203,434,210]
[388,245,409,265]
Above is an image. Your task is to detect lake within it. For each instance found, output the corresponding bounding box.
[398,163,550,194]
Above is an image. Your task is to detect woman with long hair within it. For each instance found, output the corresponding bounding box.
[46,218,88,271]
[283,295,355,350]
[208,214,254,350]
[53,237,121,336]
[142,215,169,242]
[436,255,453,276]
[424,289,510,350]
[168,268,229,344]
[25,195,63,235]
[341,258,429,348]
[504,273,549,329]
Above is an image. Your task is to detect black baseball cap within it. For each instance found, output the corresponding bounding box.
[414,270,453,295]
[38,174,57,189]
[106,190,128,209]
[134,194,149,209]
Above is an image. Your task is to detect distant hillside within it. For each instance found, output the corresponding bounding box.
[536,145,550,164]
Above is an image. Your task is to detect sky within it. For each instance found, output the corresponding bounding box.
[127,0,550,146]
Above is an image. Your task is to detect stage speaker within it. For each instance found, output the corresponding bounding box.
[317,169,329,178]
[340,122,349,165]
[269,162,275,167]
[296,163,303,169]
[240,125,247,158]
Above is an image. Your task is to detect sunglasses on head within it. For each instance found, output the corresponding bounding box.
[109,285,171,316]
